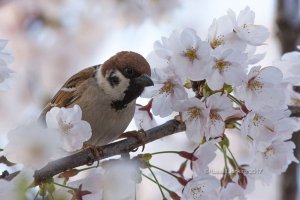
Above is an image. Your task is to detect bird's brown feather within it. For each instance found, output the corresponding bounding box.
[38,65,99,124]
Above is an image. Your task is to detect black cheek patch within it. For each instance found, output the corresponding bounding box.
[111,79,144,111]
[107,72,120,87]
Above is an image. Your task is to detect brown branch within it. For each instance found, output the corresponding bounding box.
[34,119,185,184]
[289,105,300,117]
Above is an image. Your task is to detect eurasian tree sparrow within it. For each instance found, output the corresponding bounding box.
[39,51,153,146]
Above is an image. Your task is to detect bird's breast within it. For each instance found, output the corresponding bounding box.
[71,82,136,146]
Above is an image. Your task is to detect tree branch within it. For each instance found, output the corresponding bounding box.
[289,105,300,117]
[34,119,185,184]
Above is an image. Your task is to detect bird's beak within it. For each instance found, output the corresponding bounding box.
[134,74,154,87]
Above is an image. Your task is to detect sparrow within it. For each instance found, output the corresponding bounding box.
[39,51,153,146]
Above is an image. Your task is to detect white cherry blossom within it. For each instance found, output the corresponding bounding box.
[3,123,61,170]
[176,97,209,143]
[154,28,212,81]
[182,175,219,200]
[217,182,246,200]
[273,50,300,85]
[68,168,104,200]
[0,168,34,200]
[101,159,140,200]
[46,105,92,152]
[228,7,269,46]
[251,139,298,182]
[235,66,285,110]
[134,104,157,130]
[206,46,247,90]
[193,141,217,176]
[142,67,187,117]
[208,15,246,50]
[241,106,296,149]
[205,93,237,138]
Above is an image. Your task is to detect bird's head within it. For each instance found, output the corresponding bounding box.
[98,51,153,110]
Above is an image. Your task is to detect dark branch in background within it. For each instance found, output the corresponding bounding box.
[277,1,300,199]
[34,119,185,184]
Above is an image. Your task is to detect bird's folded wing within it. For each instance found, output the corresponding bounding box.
[38,65,100,124]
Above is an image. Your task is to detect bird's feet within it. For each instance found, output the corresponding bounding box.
[119,130,147,152]
[82,143,103,166]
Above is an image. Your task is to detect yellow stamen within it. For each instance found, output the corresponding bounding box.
[215,59,230,73]
[184,48,198,62]
[188,107,202,119]
[160,80,174,94]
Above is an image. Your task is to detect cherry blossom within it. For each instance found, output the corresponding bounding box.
[250,139,298,182]
[206,46,248,90]
[46,105,92,152]
[176,97,209,143]
[154,28,212,81]
[273,50,300,85]
[3,122,61,170]
[68,168,104,200]
[205,93,237,138]
[228,6,269,46]
[134,103,157,130]
[193,141,217,176]
[0,169,34,200]
[235,66,284,110]
[142,67,187,117]
[182,175,219,200]
[241,106,296,149]
[217,182,246,200]
[101,159,140,200]
[207,15,246,50]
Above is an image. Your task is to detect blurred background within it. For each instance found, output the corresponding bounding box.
[0,0,299,199]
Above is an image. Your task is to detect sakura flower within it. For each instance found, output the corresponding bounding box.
[0,168,34,200]
[3,122,61,170]
[0,40,13,87]
[235,66,285,110]
[208,15,246,50]
[218,182,246,200]
[142,67,187,117]
[206,46,247,90]
[68,168,104,200]
[193,141,217,176]
[241,106,296,149]
[182,175,219,200]
[46,105,92,152]
[228,7,269,46]
[251,140,298,182]
[154,28,212,81]
[176,97,209,143]
[102,159,140,200]
[134,103,157,130]
[205,93,237,138]
[273,50,300,85]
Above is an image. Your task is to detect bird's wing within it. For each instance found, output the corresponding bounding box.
[38,65,100,124]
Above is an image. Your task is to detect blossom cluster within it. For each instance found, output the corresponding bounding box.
[0,6,300,200]
[138,6,298,199]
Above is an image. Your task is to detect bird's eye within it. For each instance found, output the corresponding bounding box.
[124,67,135,78]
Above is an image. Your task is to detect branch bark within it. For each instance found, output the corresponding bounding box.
[34,119,185,184]
[32,105,300,184]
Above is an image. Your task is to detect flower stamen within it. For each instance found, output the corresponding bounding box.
[215,59,230,73]
[160,80,175,94]
[184,48,198,62]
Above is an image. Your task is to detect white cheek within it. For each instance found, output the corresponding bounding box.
[97,69,130,100]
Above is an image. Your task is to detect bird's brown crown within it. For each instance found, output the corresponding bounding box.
[101,51,151,76]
